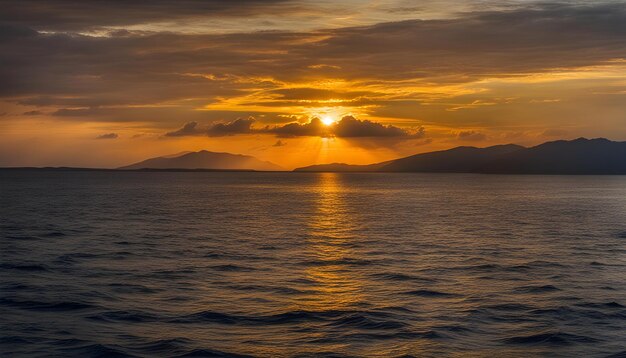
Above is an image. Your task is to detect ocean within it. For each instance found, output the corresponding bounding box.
[1,171,625,357]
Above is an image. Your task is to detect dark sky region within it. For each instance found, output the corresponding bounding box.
[1,0,626,168]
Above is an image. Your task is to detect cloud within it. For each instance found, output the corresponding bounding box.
[95,133,118,139]
[166,117,258,137]
[207,117,255,136]
[3,3,626,109]
[334,116,416,138]
[308,64,341,70]
[0,0,293,31]
[166,115,422,139]
[272,140,286,147]
[265,117,326,137]
[457,130,487,141]
[542,128,568,137]
[269,88,379,101]
[165,121,202,137]
[269,116,425,138]
[264,116,422,138]
[22,110,43,115]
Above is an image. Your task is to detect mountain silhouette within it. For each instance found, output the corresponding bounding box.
[295,138,626,174]
[480,138,626,174]
[378,144,524,172]
[120,150,283,171]
[295,144,523,172]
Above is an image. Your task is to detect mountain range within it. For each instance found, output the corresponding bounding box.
[120,150,283,171]
[295,138,626,174]
[115,138,626,174]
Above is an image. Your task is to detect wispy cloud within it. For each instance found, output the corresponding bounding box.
[95,132,118,139]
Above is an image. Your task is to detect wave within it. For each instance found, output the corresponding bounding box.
[514,285,561,294]
[0,336,36,345]
[402,289,460,298]
[171,311,240,324]
[0,263,49,272]
[484,303,535,311]
[530,305,626,320]
[203,252,226,259]
[174,348,254,357]
[55,252,101,264]
[503,331,600,346]
[328,313,408,330]
[445,263,527,274]
[172,309,403,328]
[106,283,161,294]
[127,338,191,355]
[226,284,309,295]
[4,234,39,240]
[434,324,473,333]
[370,272,437,283]
[48,338,90,347]
[87,310,161,323]
[576,301,625,309]
[316,330,444,342]
[209,264,256,272]
[0,297,95,311]
[301,257,377,267]
[60,343,137,358]
[41,231,66,238]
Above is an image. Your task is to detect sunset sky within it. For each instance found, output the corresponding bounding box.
[1,0,626,169]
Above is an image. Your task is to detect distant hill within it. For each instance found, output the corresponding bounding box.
[480,138,626,174]
[378,144,524,172]
[295,144,524,173]
[295,138,626,174]
[120,150,283,171]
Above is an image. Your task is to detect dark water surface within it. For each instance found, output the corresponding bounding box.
[1,171,625,357]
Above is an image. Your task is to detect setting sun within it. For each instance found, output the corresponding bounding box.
[321,116,336,126]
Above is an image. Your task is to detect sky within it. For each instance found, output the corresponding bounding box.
[1,0,626,169]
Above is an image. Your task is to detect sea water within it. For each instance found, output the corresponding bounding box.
[1,171,625,357]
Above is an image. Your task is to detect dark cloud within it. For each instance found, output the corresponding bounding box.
[167,116,422,139]
[334,116,415,138]
[96,133,118,139]
[266,117,327,137]
[22,110,43,115]
[457,131,487,141]
[48,106,287,127]
[207,117,255,137]
[166,118,259,137]
[165,121,201,137]
[0,0,293,31]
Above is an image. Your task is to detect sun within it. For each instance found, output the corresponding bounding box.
[321,116,336,126]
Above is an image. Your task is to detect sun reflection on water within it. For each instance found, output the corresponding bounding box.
[297,173,364,312]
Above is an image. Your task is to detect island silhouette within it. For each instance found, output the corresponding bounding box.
[295,138,626,174]
[120,150,284,171]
